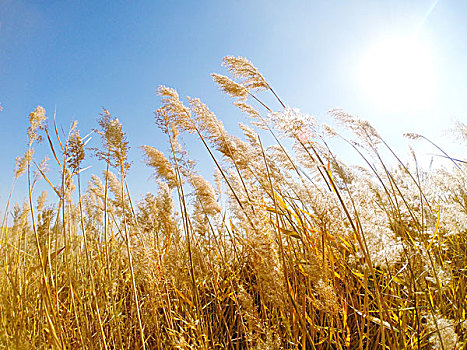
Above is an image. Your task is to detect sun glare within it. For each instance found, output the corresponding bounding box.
[359,36,437,112]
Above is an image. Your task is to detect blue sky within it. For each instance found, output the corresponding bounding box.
[1,0,466,210]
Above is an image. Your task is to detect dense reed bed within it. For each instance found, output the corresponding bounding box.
[1,57,466,349]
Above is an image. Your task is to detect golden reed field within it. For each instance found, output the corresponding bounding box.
[1,57,466,349]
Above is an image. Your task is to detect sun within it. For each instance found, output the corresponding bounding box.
[359,36,437,112]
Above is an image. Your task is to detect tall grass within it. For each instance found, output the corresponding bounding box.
[1,56,466,349]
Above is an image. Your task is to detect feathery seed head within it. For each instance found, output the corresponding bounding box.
[322,123,338,137]
[453,121,467,141]
[189,174,221,216]
[67,125,85,173]
[239,123,259,146]
[233,101,261,120]
[269,107,318,140]
[141,145,177,187]
[155,85,194,135]
[89,174,105,199]
[37,190,48,212]
[157,85,180,100]
[222,56,270,90]
[155,180,175,217]
[315,279,339,316]
[427,314,459,350]
[404,132,422,140]
[27,106,47,144]
[94,109,130,174]
[331,108,381,147]
[104,169,125,205]
[188,97,228,142]
[14,148,34,179]
[61,168,76,203]
[211,73,249,100]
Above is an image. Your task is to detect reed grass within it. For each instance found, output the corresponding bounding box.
[1,56,466,349]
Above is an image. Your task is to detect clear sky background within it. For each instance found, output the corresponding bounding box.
[1,0,466,210]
